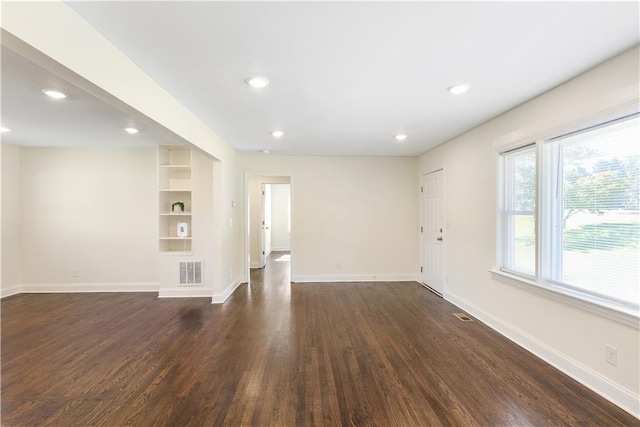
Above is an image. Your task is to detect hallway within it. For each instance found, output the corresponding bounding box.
[249,250,291,297]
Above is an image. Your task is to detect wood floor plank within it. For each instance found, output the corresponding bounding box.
[2,251,638,426]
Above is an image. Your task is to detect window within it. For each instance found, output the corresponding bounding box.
[499,113,639,318]
[501,145,536,277]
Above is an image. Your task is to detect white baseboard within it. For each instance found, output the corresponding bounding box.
[1,285,21,298]
[270,246,290,252]
[292,274,419,283]
[158,287,212,298]
[250,261,263,269]
[445,290,640,419]
[212,276,244,304]
[19,282,159,294]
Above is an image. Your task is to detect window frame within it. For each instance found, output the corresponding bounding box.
[499,144,537,279]
[493,108,640,329]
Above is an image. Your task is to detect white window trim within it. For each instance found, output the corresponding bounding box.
[489,268,639,329]
[500,144,538,279]
[493,100,640,330]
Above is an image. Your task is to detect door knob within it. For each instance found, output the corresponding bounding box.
[437,237,443,241]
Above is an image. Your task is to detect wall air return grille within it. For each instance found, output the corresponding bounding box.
[179,261,203,286]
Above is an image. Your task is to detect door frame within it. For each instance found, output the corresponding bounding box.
[420,168,446,296]
[260,183,273,268]
[244,173,293,286]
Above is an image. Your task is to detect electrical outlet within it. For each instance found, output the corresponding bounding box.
[605,344,617,366]
[71,268,79,278]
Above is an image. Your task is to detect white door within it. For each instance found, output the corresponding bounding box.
[421,170,444,295]
[261,184,272,267]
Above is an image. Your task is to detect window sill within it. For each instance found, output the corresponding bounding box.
[489,268,640,330]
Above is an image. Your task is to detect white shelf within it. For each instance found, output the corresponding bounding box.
[158,146,191,166]
[158,145,192,253]
[160,251,191,256]
[159,239,192,253]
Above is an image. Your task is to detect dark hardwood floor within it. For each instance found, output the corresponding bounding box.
[2,251,638,426]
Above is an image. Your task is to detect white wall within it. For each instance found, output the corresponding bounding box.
[242,156,419,282]
[3,145,239,299]
[1,143,22,297]
[19,147,159,291]
[418,46,639,415]
[270,184,291,251]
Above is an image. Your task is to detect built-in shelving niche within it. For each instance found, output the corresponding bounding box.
[158,145,192,254]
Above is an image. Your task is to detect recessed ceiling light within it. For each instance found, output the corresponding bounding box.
[261,150,270,154]
[42,89,67,99]
[124,127,139,134]
[395,134,408,141]
[1,127,10,133]
[271,130,284,138]
[246,76,270,88]
[447,83,471,95]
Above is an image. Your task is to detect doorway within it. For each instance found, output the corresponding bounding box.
[246,176,291,284]
[259,183,291,268]
[421,169,445,295]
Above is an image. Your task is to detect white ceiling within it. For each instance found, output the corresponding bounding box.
[0,46,173,148]
[3,2,639,155]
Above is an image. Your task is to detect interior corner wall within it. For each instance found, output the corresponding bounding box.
[19,147,159,291]
[242,156,419,282]
[270,184,291,251]
[417,46,640,415]
[1,143,22,297]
